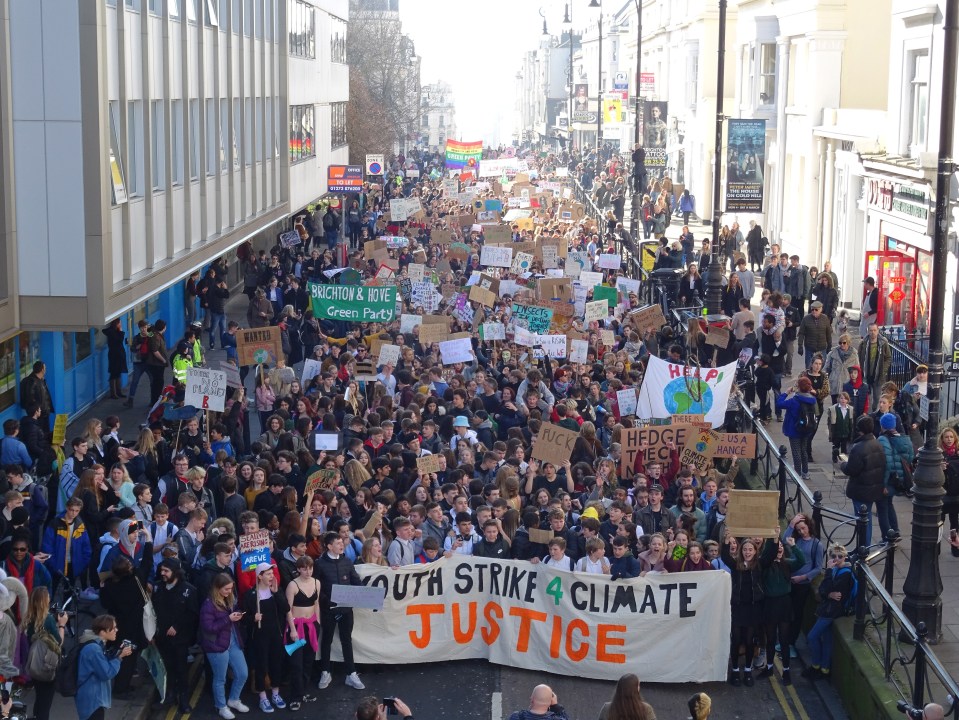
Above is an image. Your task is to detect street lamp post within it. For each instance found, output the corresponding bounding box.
[630,0,644,276]
[589,0,603,152]
[902,0,957,641]
[704,0,728,315]
[564,4,574,151]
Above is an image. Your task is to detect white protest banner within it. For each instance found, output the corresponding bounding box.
[400,314,423,334]
[616,276,641,298]
[579,271,604,289]
[513,326,536,347]
[567,251,590,279]
[411,282,441,313]
[389,198,422,222]
[439,337,474,365]
[331,584,387,611]
[301,358,323,387]
[584,299,609,323]
[569,339,589,364]
[479,158,521,177]
[542,245,558,269]
[481,245,513,268]
[219,361,242,389]
[636,356,738,428]
[482,322,506,341]
[343,557,729,682]
[617,387,638,417]
[598,253,622,270]
[499,279,522,298]
[408,263,426,283]
[378,344,401,368]
[573,285,588,317]
[441,178,458,195]
[184,368,228,412]
[511,252,534,274]
[540,334,567,359]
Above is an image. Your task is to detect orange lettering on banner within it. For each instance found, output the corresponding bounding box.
[566,619,590,662]
[597,625,627,663]
[509,607,549,653]
[482,601,503,645]
[407,604,445,649]
[453,602,477,643]
[549,616,563,659]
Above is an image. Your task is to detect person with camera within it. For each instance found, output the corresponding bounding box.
[355,696,413,720]
[75,613,133,720]
[802,543,855,681]
[507,684,570,720]
[153,558,200,713]
[897,702,944,720]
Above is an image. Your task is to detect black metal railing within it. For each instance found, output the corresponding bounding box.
[881,329,959,420]
[737,397,958,717]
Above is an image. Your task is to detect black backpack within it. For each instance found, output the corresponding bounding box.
[796,400,818,435]
[55,639,97,697]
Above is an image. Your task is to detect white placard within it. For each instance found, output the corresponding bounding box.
[573,285,588,317]
[378,343,401,368]
[598,254,622,270]
[540,334,567,359]
[301,358,323,386]
[439,337,474,365]
[584,299,609,322]
[400,314,423,334]
[567,251,590,279]
[408,263,426,283]
[569,339,589,364]
[579,271,604,289]
[482,322,506,341]
[542,245,558,269]
[184,368,228,412]
[616,276,641,298]
[617,387,638,417]
[480,245,513,268]
[513,326,535,346]
[411,282,441,313]
[389,197,422,222]
[511,252,534,274]
[499,280,522,298]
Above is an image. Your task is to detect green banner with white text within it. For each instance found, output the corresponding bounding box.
[308,283,397,323]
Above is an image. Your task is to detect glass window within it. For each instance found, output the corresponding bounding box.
[170,0,181,18]
[171,99,183,186]
[125,0,141,11]
[233,98,241,168]
[244,0,252,36]
[17,333,41,398]
[330,15,346,63]
[232,0,240,33]
[206,99,216,175]
[108,0,117,7]
[151,100,166,191]
[0,336,15,414]
[76,332,92,364]
[758,43,776,105]
[289,0,314,59]
[331,102,347,148]
[186,0,198,22]
[255,0,263,39]
[288,104,315,164]
[685,49,698,108]
[149,0,160,14]
[265,97,273,159]
[189,99,200,180]
[255,97,263,162]
[264,0,273,41]
[62,335,75,371]
[910,51,929,153]
[205,0,219,26]
[109,101,128,204]
[244,98,253,166]
[127,100,143,197]
[147,295,161,317]
[219,98,229,172]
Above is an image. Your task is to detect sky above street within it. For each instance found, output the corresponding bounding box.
[399,0,564,147]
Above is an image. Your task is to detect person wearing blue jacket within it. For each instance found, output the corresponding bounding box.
[609,537,641,580]
[41,498,92,591]
[775,377,819,480]
[876,413,913,540]
[76,614,132,720]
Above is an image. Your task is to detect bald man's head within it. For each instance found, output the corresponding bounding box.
[923,704,944,720]
[530,685,556,712]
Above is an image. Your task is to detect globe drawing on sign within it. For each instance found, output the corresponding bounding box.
[252,349,270,365]
[663,377,713,415]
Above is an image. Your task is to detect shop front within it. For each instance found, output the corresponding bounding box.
[861,171,934,335]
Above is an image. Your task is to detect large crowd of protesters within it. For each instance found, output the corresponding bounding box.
[0,143,956,720]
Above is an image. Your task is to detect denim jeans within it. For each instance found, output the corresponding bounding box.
[852,499,875,547]
[876,494,899,540]
[208,312,226,348]
[807,616,834,669]
[127,362,148,400]
[208,631,248,709]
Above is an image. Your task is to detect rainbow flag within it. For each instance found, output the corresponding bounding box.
[445,140,483,170]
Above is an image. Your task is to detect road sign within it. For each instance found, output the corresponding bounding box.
[366,153,384,176]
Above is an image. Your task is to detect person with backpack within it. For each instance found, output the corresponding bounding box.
[775,377,819,480]
[73,613,132,720]
[23,586,67,720]
[876,413,913,540]
[802,543,856,681]
[840,415,886,546]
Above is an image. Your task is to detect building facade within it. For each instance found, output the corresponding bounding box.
[0,0,348,425]
[419,81,456,152]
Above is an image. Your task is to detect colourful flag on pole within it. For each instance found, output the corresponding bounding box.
[445,140,483,170]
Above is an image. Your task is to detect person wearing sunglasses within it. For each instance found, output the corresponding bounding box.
[3,531,52,599]
[803,544,854,682]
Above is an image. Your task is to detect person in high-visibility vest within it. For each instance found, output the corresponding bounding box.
[171,340,194,384]
[188,322,204,366]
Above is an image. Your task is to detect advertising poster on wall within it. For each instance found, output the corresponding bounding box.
[725,119,766,212]
[642,101,668,179]
[572,83,591,123]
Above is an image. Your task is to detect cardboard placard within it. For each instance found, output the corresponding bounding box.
[439,337,474,365]
[528,528,555,545]
[724,490,781,538]
[219,361,242,389]
[585,299,609,322]
[400,314,423,334]
[237,327,284,366]
[239,530,271,571]
[537,278,572,303]
[531,422,579,466]
[629,305,669,332]
[305,468,340,494]
[601,329,616,347]
[378,343,401,368]
[706,327,731,349]
[617,388,638,417]
[480,245,513,268]
[418,322,449,346]
[51,414,69,447]
[671,414,707,425]
[416,454,443,475]
[482,322,506,341]
[469,284,497,308]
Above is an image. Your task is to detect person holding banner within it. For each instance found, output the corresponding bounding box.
[241,562,292,712]
[721,538,770,687]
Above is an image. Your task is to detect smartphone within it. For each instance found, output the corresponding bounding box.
[382,698,397,716]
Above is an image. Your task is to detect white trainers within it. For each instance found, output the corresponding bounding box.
[317,671,332,690]
[345,672,365,690]
[218,707,235,720]
[227,699,250,713]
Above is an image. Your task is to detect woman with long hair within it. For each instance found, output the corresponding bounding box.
[799,354,830,459]
[200,574,250,719]
[244,466,269,509]
[570,421,603,467]
[598,672,656,720]
[82,418,106,465]
[722,537,770,686]
[242,565,293,712]
[133,428,161,486]
[722,272,745,317]
[23,586,68,720]
[358,537,389,567]
[678,264,704,307]
[99,556,148,695]
[759,535,805,685]
[343,459,372,494]
[940,427,959,540]
[782,513,825,656]
[638,533,667,575]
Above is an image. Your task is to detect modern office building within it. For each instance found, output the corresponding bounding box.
[0,0,348,424]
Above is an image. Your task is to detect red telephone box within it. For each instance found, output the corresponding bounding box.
[864,251,918,330]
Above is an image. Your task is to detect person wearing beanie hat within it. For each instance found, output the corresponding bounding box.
[876,412,913,540]
[775,378,819,480]
[153,548,200,713]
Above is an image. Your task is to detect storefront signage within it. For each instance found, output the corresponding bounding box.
[867,179,930,223]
